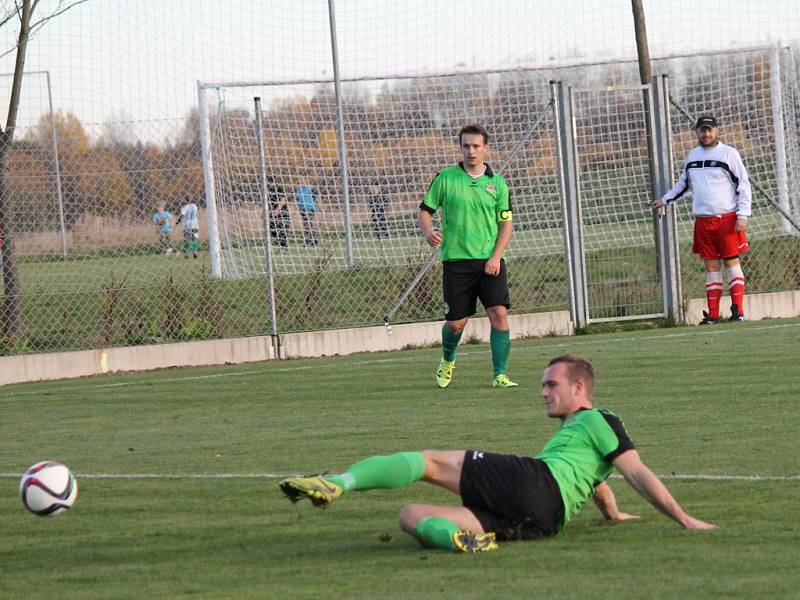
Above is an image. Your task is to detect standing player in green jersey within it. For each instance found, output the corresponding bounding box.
[279,355,716,554]
[418,124,517,389]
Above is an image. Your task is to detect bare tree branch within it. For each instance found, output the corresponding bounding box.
[30,0,87,31]
[0,0,87,60]
[0,1,23,30]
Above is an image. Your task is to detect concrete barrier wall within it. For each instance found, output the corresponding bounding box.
[1,336,274,386]
[684,289,800,324]
[2,289,799,387]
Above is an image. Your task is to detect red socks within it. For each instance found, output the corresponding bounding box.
[727,265,745,314]
[705,271,723,319]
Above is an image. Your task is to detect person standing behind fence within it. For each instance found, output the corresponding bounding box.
[369,183,389,238]
[294,177,318,247]
[153,203,175,255]
[652,115,752,324]
[419,124,517,389]
[267,175,289,248]
[176,195,200,259]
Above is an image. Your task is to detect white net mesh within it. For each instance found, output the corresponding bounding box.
[0,1,799,353]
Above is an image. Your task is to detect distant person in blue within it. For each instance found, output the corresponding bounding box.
[176,195,200,259]
[294,177,318,246]
[153,203,175,255]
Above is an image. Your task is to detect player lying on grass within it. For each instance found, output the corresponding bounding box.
[279,355,716,553]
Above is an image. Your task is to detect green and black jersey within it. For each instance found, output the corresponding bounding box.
[419,162,512,261]
[535,408,635,532]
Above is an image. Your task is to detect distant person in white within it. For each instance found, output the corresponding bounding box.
[176,196,200,259]
[652,115,752,325]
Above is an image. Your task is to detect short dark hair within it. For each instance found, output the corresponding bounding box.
[458,124,489,145]
[548,355,594,395]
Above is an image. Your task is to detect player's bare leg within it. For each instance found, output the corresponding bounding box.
[399,451,497,552]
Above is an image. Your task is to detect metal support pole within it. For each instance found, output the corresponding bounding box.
[632,0,655,185]
[197,82,223,279]
[552,81,588,329]
[770,45,792,234]
[254,97,282,360]
[327,0,354,268]
[651,75,684,322]
[45,72,67,257]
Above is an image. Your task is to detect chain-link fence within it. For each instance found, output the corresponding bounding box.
[1,3,799,356]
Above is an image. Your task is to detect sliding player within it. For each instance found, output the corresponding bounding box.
[279,355,716,553]
[418,124,517,389]
[653,115,752,324]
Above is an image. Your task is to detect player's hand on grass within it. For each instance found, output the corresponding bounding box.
[425,229,442,248]
[612,512,640,521]
[484,256,501,276]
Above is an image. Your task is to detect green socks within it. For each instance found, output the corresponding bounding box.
[414,516,459,550]
[324,455,460,552]
[327,451,425,492]
[441,324,462,362]
[490,328,511,377]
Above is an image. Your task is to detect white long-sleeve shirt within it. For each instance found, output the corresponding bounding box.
[663,142,752,218]
[179,202,199,231]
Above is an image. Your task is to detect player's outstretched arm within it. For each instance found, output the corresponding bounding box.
[613,450,717,530]
[592,480,640,521]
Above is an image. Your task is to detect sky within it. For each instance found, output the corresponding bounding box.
[0,0,797,142]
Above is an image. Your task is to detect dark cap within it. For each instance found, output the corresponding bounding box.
[695,115,718,129]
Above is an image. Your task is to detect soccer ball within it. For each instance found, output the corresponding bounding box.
[19,461,79,516]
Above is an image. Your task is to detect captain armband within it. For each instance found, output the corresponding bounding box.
[497,210,513,222]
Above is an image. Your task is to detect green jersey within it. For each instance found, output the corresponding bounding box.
[536,408,635,532]
[420,162,512,261]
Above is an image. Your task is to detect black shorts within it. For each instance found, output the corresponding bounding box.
[460,450,564,541]
[442,260,511,321]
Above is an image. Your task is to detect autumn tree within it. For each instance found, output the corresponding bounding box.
[0,0,87,339]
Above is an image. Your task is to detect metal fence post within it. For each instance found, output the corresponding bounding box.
[254,97,282,359]
[651,75,683,322]
[770,45,792,235]
[44,71,67,257]
[551,81,588,329]
[197,81,223,279]
[327,0,354,268]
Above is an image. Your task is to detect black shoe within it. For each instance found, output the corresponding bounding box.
[698,311,719,325]
[729,304,744,322]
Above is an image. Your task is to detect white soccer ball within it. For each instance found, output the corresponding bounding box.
[19,461,79,516]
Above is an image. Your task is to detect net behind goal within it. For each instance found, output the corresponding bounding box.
[198,45,800,330]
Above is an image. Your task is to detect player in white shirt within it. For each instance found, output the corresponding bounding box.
[176,197,200,259]
[652,116,751,324]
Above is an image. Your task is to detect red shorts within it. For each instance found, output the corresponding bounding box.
[692,212,748,260]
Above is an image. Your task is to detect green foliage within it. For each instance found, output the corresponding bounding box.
[0,334,32,356]
[1,319,800,598]
[182,317,216,340]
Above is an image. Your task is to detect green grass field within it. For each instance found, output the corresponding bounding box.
[2,319,800,599]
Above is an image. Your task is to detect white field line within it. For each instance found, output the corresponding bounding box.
[2,472,799,482]
[2,321,798,398]
[0,370,261,398]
